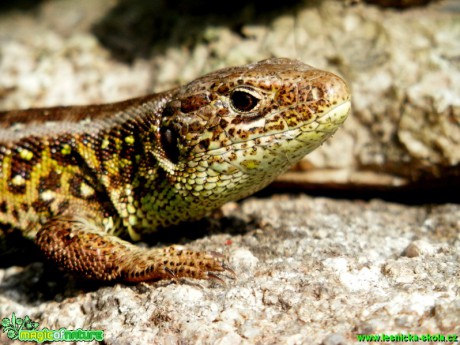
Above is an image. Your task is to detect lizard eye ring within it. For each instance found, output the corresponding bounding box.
[230,87,261,113]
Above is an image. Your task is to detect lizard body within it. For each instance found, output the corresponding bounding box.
[0,58,351,282]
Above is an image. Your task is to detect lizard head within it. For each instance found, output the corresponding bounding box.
[153,57,351,207]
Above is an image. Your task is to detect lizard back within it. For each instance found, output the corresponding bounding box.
[0,92,175,239]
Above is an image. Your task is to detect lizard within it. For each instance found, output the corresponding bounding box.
[0,57,351,283]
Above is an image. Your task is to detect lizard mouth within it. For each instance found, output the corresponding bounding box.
[203,99,351,157]
[310,100,351,130]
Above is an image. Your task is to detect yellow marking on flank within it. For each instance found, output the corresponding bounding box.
[61,144,71,155]
[125,136,135,145]
[80,182,95,198]
[11,175,25,186]
[19,149,34,160]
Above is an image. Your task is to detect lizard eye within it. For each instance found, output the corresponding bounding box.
[160,126,180,164]
[230,88,261,112]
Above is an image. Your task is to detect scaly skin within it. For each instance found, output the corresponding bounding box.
[0,58,351,282]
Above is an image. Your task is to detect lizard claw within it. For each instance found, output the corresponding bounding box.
[164,267,176,279]
[222,264,236,279]
[207,273,226,285]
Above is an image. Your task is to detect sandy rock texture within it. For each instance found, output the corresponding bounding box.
[1,196,459,344]
[0,0,458,344]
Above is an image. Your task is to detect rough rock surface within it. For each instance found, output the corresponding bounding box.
[1,196,459,344]
[0,1,458,344]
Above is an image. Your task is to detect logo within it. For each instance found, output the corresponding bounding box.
[2,313,104,343]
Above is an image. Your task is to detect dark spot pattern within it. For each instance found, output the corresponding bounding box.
[180,94,210,114]
[39,170,61,193]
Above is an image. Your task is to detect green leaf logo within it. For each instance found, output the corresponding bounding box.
[1,313,38,340]
[1,317,10,328]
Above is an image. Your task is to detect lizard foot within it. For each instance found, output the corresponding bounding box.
[36,216,234,283]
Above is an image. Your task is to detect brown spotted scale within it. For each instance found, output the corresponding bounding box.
[0,58,351,282]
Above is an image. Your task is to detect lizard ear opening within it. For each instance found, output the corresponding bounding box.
[160,126,180,164]
[151,125,179,176]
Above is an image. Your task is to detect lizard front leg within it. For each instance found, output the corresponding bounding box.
[35,214,229,282]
